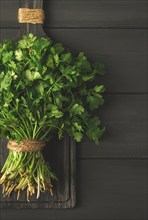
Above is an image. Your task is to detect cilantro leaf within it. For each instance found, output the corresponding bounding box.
[71,104,85,115]
[0,34,105,144]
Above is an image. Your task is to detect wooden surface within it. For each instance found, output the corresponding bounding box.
[0,0,147,28]
[78,94,148,159]
[0,0,147,219]
[1,160,148,220]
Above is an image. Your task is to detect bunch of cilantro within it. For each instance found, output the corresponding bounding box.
[0,34,105,200]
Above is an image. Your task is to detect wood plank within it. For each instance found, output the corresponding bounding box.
[0,159,147,219]
[0,29,147,93]
[78,94,148,158]
[0,0,147,28]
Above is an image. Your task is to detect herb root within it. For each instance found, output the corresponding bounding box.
[0,150,57,201]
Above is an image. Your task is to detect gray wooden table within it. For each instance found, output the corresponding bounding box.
[0,0,147,219]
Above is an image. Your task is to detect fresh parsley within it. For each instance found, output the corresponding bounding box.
[0,34,105,200]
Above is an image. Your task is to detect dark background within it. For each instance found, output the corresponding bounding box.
[0,0,148,219]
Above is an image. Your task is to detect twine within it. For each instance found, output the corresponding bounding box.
[18,8,45,24]
[7,140,46,152]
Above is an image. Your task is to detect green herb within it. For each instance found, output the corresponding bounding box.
[0,33,105,201]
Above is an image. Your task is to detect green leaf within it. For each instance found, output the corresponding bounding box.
[73,122,83,132]
[8,61,17,70]
[46,55,55,69]
[94,85,105,93]
[82,74,94,81]
[25,70,33,81]
[51,109,63,118]
[86,117,104,144]
[15,49,23,61]
[77,52,92,72]
[61,53,72,63]
[33,71,42,80]
[35,83,44,94]
[25,70,42,81]
[73,131,83,142]
[53,54,59,66]
[2,51,13,63]
[93,63,105,75]
[52,83,63,92]
[0,75,12,91]
[71,104,84,115]
[32,37,50,55]
[53,43,64,54]
[86,94,104,110]
[18,33,37,49]
[4,92,14,103]
[54,95,62,107]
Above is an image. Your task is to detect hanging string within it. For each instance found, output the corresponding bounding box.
[18,8,45,24]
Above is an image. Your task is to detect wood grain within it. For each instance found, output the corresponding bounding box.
[78,94,148,159]
[0,159,147,219]
[0,0,147,28]
[0,0,147,216]
[0,29,147,93]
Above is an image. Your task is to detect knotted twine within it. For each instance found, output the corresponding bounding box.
[7,140,46,152]
[18,8,45,24]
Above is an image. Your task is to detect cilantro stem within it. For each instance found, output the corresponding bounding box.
[39,127,52,140]
[47,75,64,94]
[18,114,32,139]
[0,150,55,200]
[32,121,38,140]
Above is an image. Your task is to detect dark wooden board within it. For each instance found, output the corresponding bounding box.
[78,94,148,159]
[0,159,147,220]
[0,0,147,218]
[0,0,147,28]
[0,137,76,208]
[0,29,147,93]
